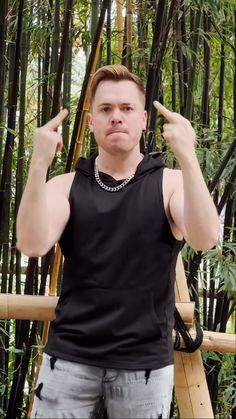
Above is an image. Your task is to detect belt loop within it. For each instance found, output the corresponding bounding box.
[50,356,57,370]
[145,369,151,384]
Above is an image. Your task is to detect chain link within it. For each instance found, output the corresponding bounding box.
[94,159,134,192]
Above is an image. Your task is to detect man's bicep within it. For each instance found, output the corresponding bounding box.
[46,175,72,247]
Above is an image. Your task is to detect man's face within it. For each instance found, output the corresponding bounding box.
[88,80,147,155]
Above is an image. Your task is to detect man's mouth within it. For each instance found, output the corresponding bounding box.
[107,129,127,135]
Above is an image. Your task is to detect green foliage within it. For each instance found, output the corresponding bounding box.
[203,351,236,418]
[203,241,236,297]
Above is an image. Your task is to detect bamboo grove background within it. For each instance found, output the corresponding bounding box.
[0,0,235,417]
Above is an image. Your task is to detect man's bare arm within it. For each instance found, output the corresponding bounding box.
[154,101,219,251]
[16,110,73,257]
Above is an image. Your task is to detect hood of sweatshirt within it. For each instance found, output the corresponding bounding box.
[74,152,164,186]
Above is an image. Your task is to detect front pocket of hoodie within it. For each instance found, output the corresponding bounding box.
[53,288,163,348]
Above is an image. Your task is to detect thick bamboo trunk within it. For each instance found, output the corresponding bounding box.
[174,255,214,419]
[0,293,235,354]
[0,294,193,323]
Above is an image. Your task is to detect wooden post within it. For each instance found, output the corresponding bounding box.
[174,254,214,418]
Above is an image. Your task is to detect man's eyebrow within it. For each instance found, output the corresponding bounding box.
[98,103,111,107]
[121,102,135,106]
[98,102,135,107]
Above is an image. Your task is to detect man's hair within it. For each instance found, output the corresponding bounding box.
[89,64,145,104]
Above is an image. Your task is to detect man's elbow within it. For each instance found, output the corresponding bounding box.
[16,240,49,258]
[190,232,219,252]
[201,220,220,250]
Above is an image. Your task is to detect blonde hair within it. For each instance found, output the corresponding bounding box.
[89,64,145,105]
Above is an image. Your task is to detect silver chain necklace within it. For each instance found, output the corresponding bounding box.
[94,158,135,192]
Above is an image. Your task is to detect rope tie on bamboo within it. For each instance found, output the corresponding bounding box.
[174,307,203,352]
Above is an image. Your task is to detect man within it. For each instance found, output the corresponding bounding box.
[16,65,219,418]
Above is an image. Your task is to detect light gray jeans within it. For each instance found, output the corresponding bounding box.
[31,353,174,418]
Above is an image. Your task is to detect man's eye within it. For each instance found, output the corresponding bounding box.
[102,107,110,112]
[124,106,132,111]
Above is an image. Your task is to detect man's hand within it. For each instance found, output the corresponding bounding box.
[153,101,196,165]
[32,109,68,169]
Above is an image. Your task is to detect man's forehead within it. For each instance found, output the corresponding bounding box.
[93,80,144,106]
[96,80,140,94]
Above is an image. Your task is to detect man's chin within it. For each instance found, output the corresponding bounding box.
[97,139,140,155]
[105,145,137,156]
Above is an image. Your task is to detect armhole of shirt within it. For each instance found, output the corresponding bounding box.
[157,166,182,244]
[68,171,79,205]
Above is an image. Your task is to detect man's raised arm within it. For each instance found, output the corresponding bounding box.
[154,101,219,251]
[16,109,72,257]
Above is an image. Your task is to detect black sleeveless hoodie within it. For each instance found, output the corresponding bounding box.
[45,153,182,369]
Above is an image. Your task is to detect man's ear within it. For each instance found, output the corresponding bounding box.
[87,113,93,132]
[142,110,148,130]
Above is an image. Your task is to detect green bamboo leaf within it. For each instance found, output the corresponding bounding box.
[6,346,25,355]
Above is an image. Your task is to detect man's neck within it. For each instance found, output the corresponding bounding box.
[96,150,144,180]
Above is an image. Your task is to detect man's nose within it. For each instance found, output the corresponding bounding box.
[110,109,122,125]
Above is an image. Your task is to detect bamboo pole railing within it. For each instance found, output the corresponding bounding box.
[0,294,194,323]
[0,293,235,354]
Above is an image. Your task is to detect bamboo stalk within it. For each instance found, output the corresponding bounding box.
[217,163,236,214]
[146,0,176,151]
[136,0,148,77]
[174,0,188,115]
[0,1,25,412]
[106,0,111,64]
[51,0,73,119]
[39,0,74,356]
[91,0,100,42]
[30,13,108,416]
[145,0,166,119]
[200,12,211,130]
[126,0,132,71]
[41,2,51,125]
[48,0,105,315]
[209,138,236,194]
[0,294,193,324]
[175,330,236,354]
[187,160,236,289]
[66,0,108,173]
[5,18,32,417]
[175,255,214,418]
[0,294,234,354]
[49,245,62,296]
[72,22,104,165]
[62,12,72,159]
[0,0,7,174]
[116,0,123,62]
[185,9,202,120]
[50,0,60,103]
